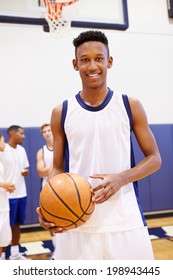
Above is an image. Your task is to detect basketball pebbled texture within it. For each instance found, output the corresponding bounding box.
[40,172,95,230]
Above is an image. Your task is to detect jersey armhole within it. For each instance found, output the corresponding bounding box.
[122,94,132,131]
[61,100,68,131]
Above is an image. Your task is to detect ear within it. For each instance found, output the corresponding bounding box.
[107,56,113,69]
[72,59,79,71]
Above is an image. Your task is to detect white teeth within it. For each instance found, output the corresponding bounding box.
[88,74,99,77]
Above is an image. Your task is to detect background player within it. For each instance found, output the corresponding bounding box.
[36,123,56,259]
[36,123,53,189]
[0,125,29,260]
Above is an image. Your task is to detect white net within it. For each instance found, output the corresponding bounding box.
[41,0,79,38]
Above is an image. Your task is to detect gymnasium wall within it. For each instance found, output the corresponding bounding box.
[0,0,172,126]
[0,0,173,224]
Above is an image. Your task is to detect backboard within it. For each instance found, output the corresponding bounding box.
[0,0,129,31]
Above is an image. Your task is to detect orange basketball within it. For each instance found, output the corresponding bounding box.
[40,173,95,230]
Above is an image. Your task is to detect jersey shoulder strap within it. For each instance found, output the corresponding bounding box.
[122,94,132,131]
[61,100,68,131]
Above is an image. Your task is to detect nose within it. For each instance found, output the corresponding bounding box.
[88,60,97,70]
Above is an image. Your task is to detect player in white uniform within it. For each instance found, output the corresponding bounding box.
[0,126,29,260]
[37,30,162,259]
[0,133,15,260]
[36,124,53,189]
[36,123,55,258]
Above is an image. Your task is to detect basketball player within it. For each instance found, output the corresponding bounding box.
[37,30,162,260]
[0,126,29,260]
[36,123,53,189]
[0,133,15,260]
[36,123,56,259]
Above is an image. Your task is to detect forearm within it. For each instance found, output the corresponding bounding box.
[47,165,64,180]
[37,166,50,178]
[120,153,161,186]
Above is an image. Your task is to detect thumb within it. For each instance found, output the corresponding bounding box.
[36,207,42,216]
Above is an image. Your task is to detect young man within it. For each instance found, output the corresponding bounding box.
[36,123,56,259]
[37,30,161,260]
[36,123,53,189]
[0,133,15,260]
[0,125,29,260]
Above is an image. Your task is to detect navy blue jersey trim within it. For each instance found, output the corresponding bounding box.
[61,100,69,172]
[123,94,146,226]
[75,88,113,111]
[61,100,68,130]
[122,94,132,131]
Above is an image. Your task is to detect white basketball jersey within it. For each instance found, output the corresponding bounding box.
[62,88,146,232]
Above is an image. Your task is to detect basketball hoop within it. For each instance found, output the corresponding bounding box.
[41,0,79,38]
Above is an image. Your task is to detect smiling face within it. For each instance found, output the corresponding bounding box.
[73,41,113,90]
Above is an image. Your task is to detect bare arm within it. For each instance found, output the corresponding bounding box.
[37,103,67,234]
[0,182,15,193]
[91,97,162,203]
[48,103,66,179]
[36,148,51,178]
[126,97,161,179]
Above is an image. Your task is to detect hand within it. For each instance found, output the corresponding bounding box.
[90,173,123,204]
[36,207,68,234]
[3,182,15,193]
[21,169,29,176]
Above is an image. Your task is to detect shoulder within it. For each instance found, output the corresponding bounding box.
[17,144,26,151]
[128,96,147,115]
[128,96,148,126]
[17,145,28,157]
[51,103,63,119]
[51,103,65,135]
[37,147,44,157]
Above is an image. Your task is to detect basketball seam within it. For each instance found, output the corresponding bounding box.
[48,180,86,222]
[66,173,94,215]
[40,202,78,228]
[66,173,87,212]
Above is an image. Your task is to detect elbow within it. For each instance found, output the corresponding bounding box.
[154,153,162,172]
[37,170,43,178]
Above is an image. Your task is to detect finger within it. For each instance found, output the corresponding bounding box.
[39,218,55,229]
[36,207,42,216]
[89,174,106,179]
[94,190,111,204]
[93,187,107,200]
[49,227,67,235]
[92,181,107,192]
[36,207,55,228]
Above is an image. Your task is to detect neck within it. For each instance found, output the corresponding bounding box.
[46,140,53,150]
[80,86,108,107]
[8,141,17,148]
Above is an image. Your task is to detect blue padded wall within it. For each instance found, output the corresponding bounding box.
[133,124,173,213]
[0,124,173,225]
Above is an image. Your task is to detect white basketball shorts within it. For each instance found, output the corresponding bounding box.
[54,226,154,260]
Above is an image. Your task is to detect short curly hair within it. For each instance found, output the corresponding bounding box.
[73,30,110,57]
